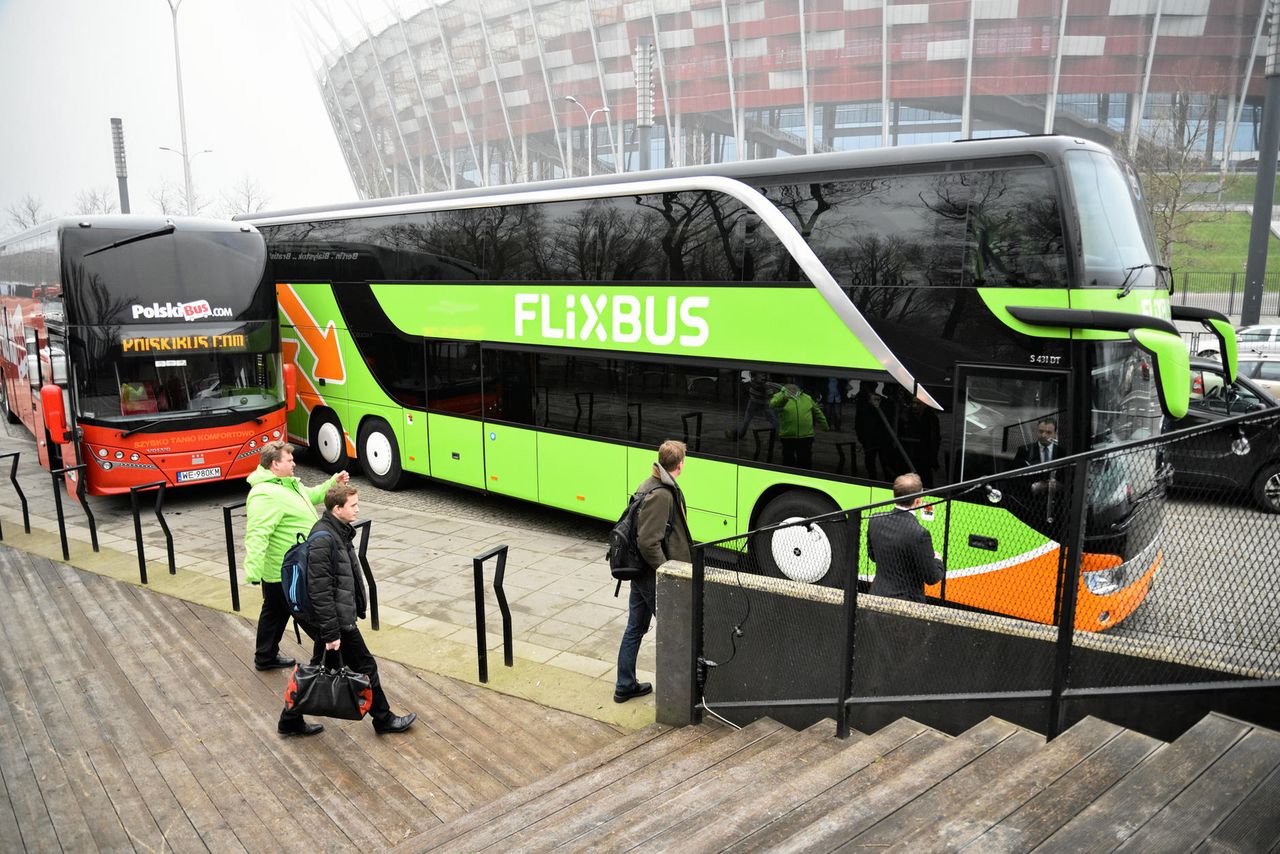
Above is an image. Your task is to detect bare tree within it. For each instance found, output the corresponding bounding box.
[220,174,271,218]
[5,194,47,230]
[1126,89,1240,265]
[73,186,120,215]
[150,177,184,216]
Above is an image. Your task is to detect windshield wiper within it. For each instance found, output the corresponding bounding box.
[1117,263,1171,299]
[84,221,176,257]
[120,405,265,438]
[120,418,166,438]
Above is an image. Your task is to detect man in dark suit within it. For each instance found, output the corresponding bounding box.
[1014,418,1059,468]
[867,473,945,603]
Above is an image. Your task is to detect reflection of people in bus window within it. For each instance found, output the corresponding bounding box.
[120,380,149,415]
[900,398,942,487]
[770,381,829,468]
[854,381,892,480]
[725,371,779,441]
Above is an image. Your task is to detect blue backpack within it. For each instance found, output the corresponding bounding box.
[280,529,334,623]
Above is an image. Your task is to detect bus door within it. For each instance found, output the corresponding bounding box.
[953,365,1071,539]
[23,326,59,470]
[0,306,14,425]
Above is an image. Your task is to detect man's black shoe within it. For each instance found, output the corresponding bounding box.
[277,719,323,737]
[255,655,296,671]
[373,712,416,734]
[614,682,653,703]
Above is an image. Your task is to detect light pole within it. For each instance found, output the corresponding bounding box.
[164,0,196,214]
[564,96,609,178]
[159,146,211,211]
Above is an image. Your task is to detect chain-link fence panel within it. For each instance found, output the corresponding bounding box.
[1072,408,1280,688]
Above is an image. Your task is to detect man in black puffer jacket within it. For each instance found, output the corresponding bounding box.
[277,484,416,736]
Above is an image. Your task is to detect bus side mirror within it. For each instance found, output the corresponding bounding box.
[40,384,69,442]
[1129,328,1190,420]
[282,363,298,411]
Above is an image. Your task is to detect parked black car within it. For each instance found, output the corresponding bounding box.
[1165,358,1280,513]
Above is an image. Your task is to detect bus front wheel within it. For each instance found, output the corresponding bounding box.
[357,418,403,491]
[750,490,851,588]
[308,409,348,474]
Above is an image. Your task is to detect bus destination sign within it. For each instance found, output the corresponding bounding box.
[121,333,248,355]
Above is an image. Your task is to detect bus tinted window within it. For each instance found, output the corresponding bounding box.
[426,341,482,416]
[762,165,1064,289]
[482,349,536,425]
[622,360,739,456]
[535,352,628,438]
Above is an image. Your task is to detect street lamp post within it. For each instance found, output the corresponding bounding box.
[564,96,609,178]
[164,0,196,214]
[159,146,211,211]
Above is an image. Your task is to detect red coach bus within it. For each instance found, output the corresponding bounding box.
[0,216,295,495]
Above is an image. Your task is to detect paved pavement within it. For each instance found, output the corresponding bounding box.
[0,418,655,730]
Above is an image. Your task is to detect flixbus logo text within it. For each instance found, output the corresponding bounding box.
[513,293,710,347]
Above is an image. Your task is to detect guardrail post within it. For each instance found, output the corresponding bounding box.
[0,452,28,539]
[1048,457,1089,739]
[353,519,379,630]
[223,500,245,611]
[49,464,96,561]
[691,546,705,724]
[129,481,173,584]
[471,545,512,682]
[836,509,861,739]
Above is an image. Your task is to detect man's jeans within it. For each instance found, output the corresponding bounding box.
[615,572,656,692]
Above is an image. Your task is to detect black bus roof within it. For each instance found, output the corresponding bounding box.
[241,134,1114,224]
[0,216,258,252]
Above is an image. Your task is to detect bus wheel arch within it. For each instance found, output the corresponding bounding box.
[356,416,403,491]
[307,407,349,474]
[749,487,851,588]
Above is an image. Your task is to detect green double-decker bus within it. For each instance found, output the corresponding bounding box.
[244,135,1232,631]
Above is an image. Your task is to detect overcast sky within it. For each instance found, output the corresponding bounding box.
[0,0,356,226]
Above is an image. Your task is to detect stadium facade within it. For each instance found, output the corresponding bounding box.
[297,0,1270,197]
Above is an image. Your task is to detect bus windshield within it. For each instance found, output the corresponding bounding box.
[1065,150,1161,290]
[73,322,280,422]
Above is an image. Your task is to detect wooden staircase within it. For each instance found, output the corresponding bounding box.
[391,710,1280,852]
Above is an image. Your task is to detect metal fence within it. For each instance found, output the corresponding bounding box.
[1172,271,1280,318]
[689,406,1280,739]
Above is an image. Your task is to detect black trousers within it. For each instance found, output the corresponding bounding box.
[254,581,292,668]
[780,437,814,468]
[279,622,392,725]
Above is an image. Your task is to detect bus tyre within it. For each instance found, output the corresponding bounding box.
[1254,463,1280,514]
[0,384,17,424]
[357,418,403,491]
[308,409,349,474]
[750,490,851,588]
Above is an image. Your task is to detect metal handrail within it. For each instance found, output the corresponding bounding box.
[472,544,512,683]
[130,481,173,584]
[0,452,29,538]
[352,519,379,630]
[49,464,98,561]
[222,500,246,611]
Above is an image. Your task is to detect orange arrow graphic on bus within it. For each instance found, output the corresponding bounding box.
[281,339,321,404]
[276,283,345,383]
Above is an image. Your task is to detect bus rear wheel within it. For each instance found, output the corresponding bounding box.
[749,490,852,588]
[357,418,403,491]
[1,383,18,424]
[308,409,348,474]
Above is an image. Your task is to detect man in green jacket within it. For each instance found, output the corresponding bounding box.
[770,382,829,469]
[245,441,346,684]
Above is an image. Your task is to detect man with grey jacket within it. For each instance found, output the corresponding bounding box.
[614,440,693,703]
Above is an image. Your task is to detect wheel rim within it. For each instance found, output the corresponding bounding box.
[363,429,393,477]
[768,515,832,583]
[1264,471,1280,511]
[315,422,344,465]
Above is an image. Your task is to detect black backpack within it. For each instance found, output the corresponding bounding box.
[280,529,334,624]
[606,485,674,596]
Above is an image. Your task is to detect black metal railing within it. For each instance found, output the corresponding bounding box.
[222,500,246,611]
[472,545,512,683]
[1171,271,1280,317]
[0,452,29,539]
[689,405,1280,741]
[353,519,378,630]
[49,464,98,561]
[130,481,174,585]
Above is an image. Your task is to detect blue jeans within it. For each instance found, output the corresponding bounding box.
[615,572,656,692]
